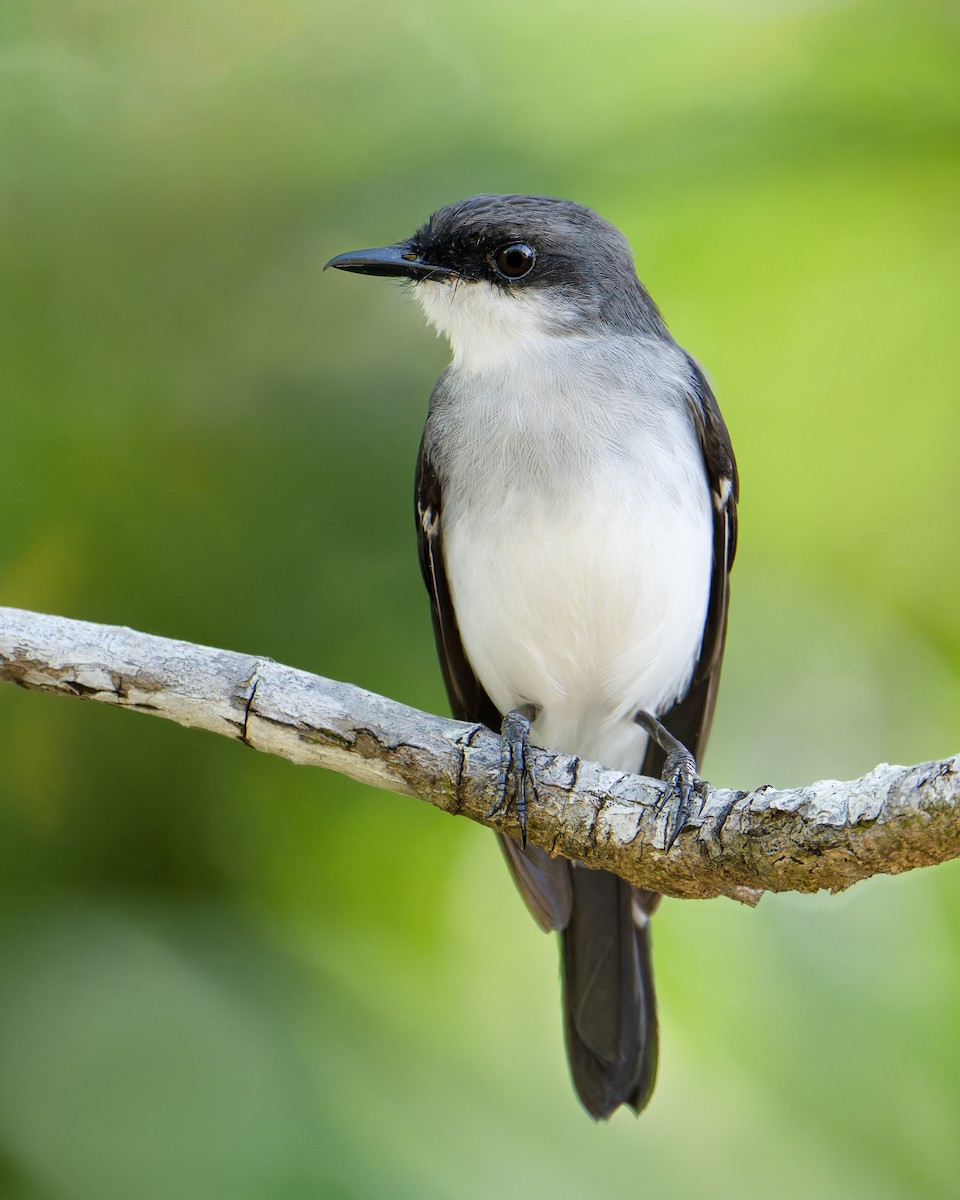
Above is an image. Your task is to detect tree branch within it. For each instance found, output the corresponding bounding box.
[1,605,957,901]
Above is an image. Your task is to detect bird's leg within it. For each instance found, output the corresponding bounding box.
[634,710,704,851]
[487,703,540,849]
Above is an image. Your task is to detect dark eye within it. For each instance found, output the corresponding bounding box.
[493,242,536,280]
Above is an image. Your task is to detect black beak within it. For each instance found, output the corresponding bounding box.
[324,243,456,282]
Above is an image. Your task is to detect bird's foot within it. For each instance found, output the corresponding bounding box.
[658,743,702,851]
[634,710,705,851]
[488,705,539,849]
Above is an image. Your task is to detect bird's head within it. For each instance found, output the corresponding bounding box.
[325,194,666,370]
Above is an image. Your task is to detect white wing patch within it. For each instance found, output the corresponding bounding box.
[419,500,439,539]
[713,475,733,510]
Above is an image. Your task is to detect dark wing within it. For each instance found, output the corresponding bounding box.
[415,436,500,732]
[642,357,739,779]
[415,431,573,932]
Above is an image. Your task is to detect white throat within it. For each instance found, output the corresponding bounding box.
[415,278,583,373]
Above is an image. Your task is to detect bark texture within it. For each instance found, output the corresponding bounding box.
[1,605,957,900]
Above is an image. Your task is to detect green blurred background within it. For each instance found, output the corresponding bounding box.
[1,0,959,1196]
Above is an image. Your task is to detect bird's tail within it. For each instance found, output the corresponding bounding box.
[561,867,659,1119]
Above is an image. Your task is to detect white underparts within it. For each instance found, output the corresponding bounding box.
[420,276,714,774]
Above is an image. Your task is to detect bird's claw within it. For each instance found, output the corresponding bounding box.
[489,708,537,849]
[657,745,702,851]
[634,709,706,852]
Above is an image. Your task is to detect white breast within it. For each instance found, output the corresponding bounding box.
[429,314,714,774]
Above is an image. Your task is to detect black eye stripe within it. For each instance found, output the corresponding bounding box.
[492,242,536,280]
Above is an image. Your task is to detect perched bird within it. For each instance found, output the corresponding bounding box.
[326,194,738,1118]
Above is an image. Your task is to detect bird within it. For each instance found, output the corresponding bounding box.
[326,194,738,1119]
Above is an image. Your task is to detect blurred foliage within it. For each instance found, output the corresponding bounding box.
[1,0,959,1196]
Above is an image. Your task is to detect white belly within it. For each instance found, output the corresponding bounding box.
[443,443,713,773]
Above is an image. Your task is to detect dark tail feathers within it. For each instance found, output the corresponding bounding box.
[561,867,659,1119]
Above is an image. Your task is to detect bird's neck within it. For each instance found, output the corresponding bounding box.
[416,280,586,374]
